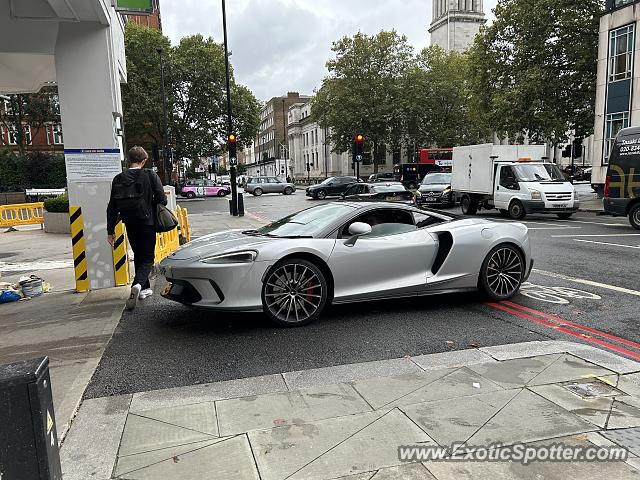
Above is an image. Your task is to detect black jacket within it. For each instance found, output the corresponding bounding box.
[107,168,167,234]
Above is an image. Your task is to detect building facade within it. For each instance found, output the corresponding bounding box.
[429,0,486,52]
[592,0,640,192]
[125,0,162,31]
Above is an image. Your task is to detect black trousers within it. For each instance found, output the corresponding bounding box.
[126,224,156,289]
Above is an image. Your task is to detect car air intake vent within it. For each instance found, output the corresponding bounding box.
[431,231,453,275]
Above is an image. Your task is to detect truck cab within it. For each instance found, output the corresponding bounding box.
[452,144,579,220]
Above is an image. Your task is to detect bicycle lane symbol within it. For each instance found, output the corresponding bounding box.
[518,282,602,304]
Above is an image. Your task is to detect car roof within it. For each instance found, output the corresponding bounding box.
[362,182,404,187]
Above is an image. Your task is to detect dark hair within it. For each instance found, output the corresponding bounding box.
[128,146,148,165]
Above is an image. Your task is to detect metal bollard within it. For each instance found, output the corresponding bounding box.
[0,357,62,480]
[238,193,244,217]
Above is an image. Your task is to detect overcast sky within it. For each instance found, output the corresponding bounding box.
[162,0,498,101]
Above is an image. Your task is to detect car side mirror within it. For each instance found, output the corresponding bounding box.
[344,222,372,247]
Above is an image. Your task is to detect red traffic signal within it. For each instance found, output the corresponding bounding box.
[355,134,364,143]
[228,134,237,143]
[354,134,364,157]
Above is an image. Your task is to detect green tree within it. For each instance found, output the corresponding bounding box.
[468,0,602,150]
[313,31,414,173]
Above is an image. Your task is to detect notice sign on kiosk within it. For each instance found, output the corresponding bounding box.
[64,149,122,180]
[114,0,153,15]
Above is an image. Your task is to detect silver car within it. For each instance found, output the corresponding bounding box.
[245,176,296,196]
[159,202,532,327]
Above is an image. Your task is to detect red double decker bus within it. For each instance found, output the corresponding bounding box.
[419,148,453,167]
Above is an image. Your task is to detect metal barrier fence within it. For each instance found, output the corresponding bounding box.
[154,206,191,264]
[0,202,44,228]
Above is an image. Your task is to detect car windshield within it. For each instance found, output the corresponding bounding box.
[372,185,405,193]
[252,204,356,238]
[422,173,451,185]
[512,164,564,182]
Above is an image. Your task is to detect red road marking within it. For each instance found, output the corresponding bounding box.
[485,301,640,361]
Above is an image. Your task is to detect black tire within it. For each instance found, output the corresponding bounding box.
[316,189,327,200]
[479,244,525,301]
[508,200,526,220]
[499,209,510,217]
[630,204,640,230]
[186,191,196,199]
[253,188,263,196]
[556,213,573,220]
[461,195,478,215]
[217,190,227,197]
[262,258,329,327]
[283,187,293,195]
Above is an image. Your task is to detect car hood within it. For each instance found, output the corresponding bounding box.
[165,230,272,261]
[521,181,574,193]
[419,184,449,193]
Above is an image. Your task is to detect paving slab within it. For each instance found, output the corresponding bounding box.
[602,427,640,457]
[352,367,503,410]
[467,389,597,446]
[118,413,217,456]
[60,395,131,480]
[401,389,522,447]
[617,372,640,397]
[119,434,260,480]
[411,349,497,371]
[479,341,580,360]
[216,383,372,436]
[283,357,423,390]
[131,401,219,436]
[466,355,562,389]
[570,346,640,375]
[129,373,288,411]
[249,409,434,480]
[607,398,640,430]
[528,354,617,386]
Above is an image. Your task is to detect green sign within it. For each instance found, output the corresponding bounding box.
[115,0,153,14]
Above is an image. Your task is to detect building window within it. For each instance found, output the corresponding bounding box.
[23,126,32,145]
[609,25,635,82]
[49,124,64,145]
[604,111,630,162]
[7,125,18,145]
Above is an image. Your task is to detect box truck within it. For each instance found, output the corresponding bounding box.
[451,144,579,220]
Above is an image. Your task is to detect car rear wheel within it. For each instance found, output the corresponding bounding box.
[479,244,525,300]
[316,190,327,200]
[630,204,640,230]
[508,200,526,220]
[186,191,196,199]
[283,187,293,195]
[253,188,263,196]
[217,190,227,197]
[262,258,328,327]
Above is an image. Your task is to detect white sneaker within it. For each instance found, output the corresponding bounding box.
[139,288,153,299]
[126,284,141,310]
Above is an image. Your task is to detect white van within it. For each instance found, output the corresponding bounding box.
[451,144,578,220]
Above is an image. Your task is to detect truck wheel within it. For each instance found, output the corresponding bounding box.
[508,200,526,220]
[630,204,640,230]
[556,213,573,220]
[461,195,478,215]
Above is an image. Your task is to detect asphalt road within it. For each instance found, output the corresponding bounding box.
[86,186,640,398]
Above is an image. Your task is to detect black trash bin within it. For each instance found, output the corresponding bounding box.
[0,357,62,480]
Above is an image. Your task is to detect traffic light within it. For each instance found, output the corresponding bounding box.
[354,134,364,157]
[228,133,237,160]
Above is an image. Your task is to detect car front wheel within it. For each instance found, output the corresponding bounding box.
[218,190,227,197]
[186,192,196,199]
[630,204,640,230]
[316,190,327,200]
[508,200,526,220]
[283,187,293,195]
[253,188,263,196]
[262,258,328,327]
[479,244,525,301]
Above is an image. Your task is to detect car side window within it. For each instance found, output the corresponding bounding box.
[361,185,370,194]
[344,185,358,196]
[340,209,416,239]
[500,166,517,188]
[414,212,446,229]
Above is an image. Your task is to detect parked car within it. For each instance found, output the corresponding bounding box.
[245,176,296,196]
[306,176,359,199]
[367,172,395,183]
[159,202,532,326]
[416,173,455,207]
[341,182,414,205]
[604,126,640,229]
[218,175,231,186]
[181,179,230,199]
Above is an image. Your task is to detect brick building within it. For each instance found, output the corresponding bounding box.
[126,0,162,31]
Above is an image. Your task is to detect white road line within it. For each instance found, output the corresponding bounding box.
[567,220,628,226]
[573,239,640,249]
[528,227,582,230]
[552,233,640,238]
[533,269,640,297]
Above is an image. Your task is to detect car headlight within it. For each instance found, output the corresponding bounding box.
[200,250,258,264]
[441,187,451,197]
[529,189,542,200]
[415,190,423,198]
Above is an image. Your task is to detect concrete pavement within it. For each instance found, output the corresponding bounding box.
[61,340,640,479]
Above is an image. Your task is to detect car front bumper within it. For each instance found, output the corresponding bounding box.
[522,200,579,214]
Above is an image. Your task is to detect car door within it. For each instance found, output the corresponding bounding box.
[494,165,518,209]
[328,208,438,302]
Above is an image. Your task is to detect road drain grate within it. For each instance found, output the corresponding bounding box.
[562,379,622,399]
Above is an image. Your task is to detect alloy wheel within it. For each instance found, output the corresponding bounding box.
[484,246,523,299]
[264,262,325,325]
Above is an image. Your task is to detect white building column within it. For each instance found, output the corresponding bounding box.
[55,13,126,289]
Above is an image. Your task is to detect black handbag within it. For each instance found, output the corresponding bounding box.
[156,203,178,232]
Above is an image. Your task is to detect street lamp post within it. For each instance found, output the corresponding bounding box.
[221,0,238,216]
[157,47,170,185]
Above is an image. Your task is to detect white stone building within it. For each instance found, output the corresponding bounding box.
[429,0,486,52]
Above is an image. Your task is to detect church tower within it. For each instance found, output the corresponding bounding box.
[429,0,486,52]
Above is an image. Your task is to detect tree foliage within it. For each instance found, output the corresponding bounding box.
[467,0,602,145]
[122,24,260,163]
[0,150,66,191]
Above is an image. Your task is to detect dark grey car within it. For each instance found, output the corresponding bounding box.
[245,176,296,196]
[416,172,455,207]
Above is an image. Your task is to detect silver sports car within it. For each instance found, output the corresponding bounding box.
[159,202,532,326]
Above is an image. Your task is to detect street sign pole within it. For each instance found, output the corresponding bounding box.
[221,0,238,216]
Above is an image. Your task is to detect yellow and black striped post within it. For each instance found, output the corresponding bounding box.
[112,221,130,286]
[69,206,89,293]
